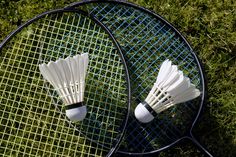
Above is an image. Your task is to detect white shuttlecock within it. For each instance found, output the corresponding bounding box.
[134,59,201,123]
[39,53,89,122]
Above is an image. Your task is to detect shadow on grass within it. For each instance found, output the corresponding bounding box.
[191,104,236,157]
[156,103,236,157]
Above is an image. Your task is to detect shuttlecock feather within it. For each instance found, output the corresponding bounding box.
[39,53,89,122]
[134,59,200,123]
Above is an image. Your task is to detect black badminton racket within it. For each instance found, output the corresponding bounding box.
[0,8,130,157]
[66,0,213,156]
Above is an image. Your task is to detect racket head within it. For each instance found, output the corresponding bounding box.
[66,0,206,155]
[0,8,130,156]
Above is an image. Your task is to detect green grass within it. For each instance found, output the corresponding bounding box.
[0,0,235,157]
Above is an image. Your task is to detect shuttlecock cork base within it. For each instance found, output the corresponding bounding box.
[134,59,201,123]
[135,101,157,123]
[65,102,87,122]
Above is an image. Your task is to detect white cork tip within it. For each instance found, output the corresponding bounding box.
[66,106,87,122]
[134,103,154,123]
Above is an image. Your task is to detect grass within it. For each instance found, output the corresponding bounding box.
[0,0,235,157]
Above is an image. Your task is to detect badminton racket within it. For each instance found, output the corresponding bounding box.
[0,8,130,157]
[66,1,213,156]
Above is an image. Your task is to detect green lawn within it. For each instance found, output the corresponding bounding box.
[0,0,235,157]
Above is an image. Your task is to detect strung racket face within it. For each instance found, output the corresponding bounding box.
[0,9,130,156]
[68,1,206,154]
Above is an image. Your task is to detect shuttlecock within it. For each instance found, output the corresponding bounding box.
[39,53,89,122]
[134,59,201,123]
